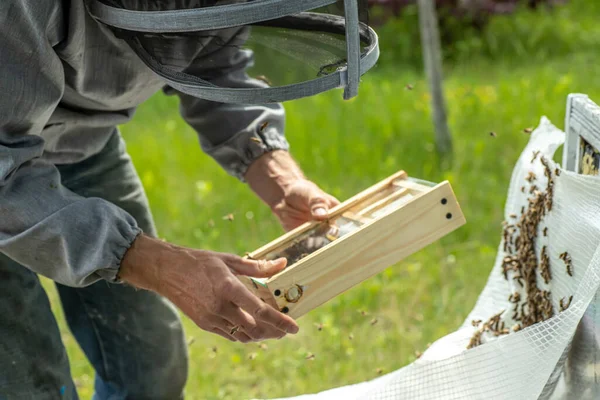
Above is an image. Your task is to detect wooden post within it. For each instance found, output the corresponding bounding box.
[417,0,453,156]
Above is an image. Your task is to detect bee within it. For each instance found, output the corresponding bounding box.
[471,319,482,327]
[370,318,378,326]
[314,323,324,331]
[359,310,368,316]
[521,186,525,193]
[211,346,218,353]
[523,127,533,134]
[223,213,234,221]
[490,131,497,138]
[405,84,414,90]
[348,333,354,340]
[513,274,524,288]
[259,343,268,350]
[255,75,272,85]
[526,171,537,182]
[248,353,257,360]
[250,137,262,144]
[509,214,517,219]
[467,330,483,349]
[305,353,315,360]
[543,227,548,236]
[376,368,384,375]
[258,121,270,134]
[187,337,196,347]
[555,168,561,176]
[415,351,423,359]
[560,295,573,311]
[529,185,538,194]
[560,252,573,276]
[521,206,525,214]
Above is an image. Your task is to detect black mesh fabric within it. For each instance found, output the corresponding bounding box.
[89,0,374,91]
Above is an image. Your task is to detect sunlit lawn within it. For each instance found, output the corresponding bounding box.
[42,1,600,398]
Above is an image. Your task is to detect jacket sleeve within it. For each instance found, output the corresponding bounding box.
[0,1,142,287]
[163,27,290,182]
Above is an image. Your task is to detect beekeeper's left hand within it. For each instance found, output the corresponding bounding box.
[245,150,340,231]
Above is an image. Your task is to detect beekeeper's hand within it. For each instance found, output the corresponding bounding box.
[245,150,340,231]
[118,234,299,342]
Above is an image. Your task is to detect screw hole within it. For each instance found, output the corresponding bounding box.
[282,307,289,314]
[274,289,281,296]
[446,213,452,219]
[441,198,448,205]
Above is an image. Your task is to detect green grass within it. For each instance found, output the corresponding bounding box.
[42,1,600,398]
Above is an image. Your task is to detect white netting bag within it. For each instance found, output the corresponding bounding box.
[262,116,600,400]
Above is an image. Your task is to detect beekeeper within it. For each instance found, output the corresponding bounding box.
[0,0,379,398]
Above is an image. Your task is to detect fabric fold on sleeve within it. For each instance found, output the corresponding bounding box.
[0,0,143,287]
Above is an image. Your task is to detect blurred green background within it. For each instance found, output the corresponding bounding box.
[43,0,600,398]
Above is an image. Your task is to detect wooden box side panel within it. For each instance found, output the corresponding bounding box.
[268,182,466,318]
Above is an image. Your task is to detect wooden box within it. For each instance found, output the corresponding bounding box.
[563,94,600,175]
[239,170,466,319]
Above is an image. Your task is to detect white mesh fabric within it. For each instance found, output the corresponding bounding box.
[259,116,600,400]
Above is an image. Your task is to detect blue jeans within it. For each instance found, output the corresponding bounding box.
[0,131,188,400]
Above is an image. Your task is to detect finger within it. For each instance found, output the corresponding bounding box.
[307,189,332,219]
[211,327,240,342]
[219,303,257,331]
[326,194,341,207]
[232,330,253,343]
[224,255,287,278]
[223,305,288,341]
[228,283,299,334]
[273,203,310,223]
[205,316,253,343]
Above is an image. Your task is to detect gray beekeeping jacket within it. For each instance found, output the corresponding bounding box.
[0,0,289,287]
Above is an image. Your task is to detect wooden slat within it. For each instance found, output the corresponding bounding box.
[267,181,466,318]
[341,211,373,225]
[393,179,432,193]
[356,188,409,217]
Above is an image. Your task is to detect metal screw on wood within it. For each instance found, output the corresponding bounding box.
[285,285,303,303]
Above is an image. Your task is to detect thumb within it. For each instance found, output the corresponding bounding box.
[227,256,288,278]
[309,193,330,220]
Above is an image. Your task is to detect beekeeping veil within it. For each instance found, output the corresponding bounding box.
[84,0,379,104]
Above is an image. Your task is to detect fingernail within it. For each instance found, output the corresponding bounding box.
[313,207,327,217]
[287,325,299,334]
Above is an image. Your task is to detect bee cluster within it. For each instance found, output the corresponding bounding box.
[270,233,332,265]
[266,224,344,266]
[468,154,574,349]
[468,310,510,349]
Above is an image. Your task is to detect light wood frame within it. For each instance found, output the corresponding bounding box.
[563,94,600,173]
[238,170,466,319]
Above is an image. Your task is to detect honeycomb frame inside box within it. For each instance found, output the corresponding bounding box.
[238,170,466,319]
